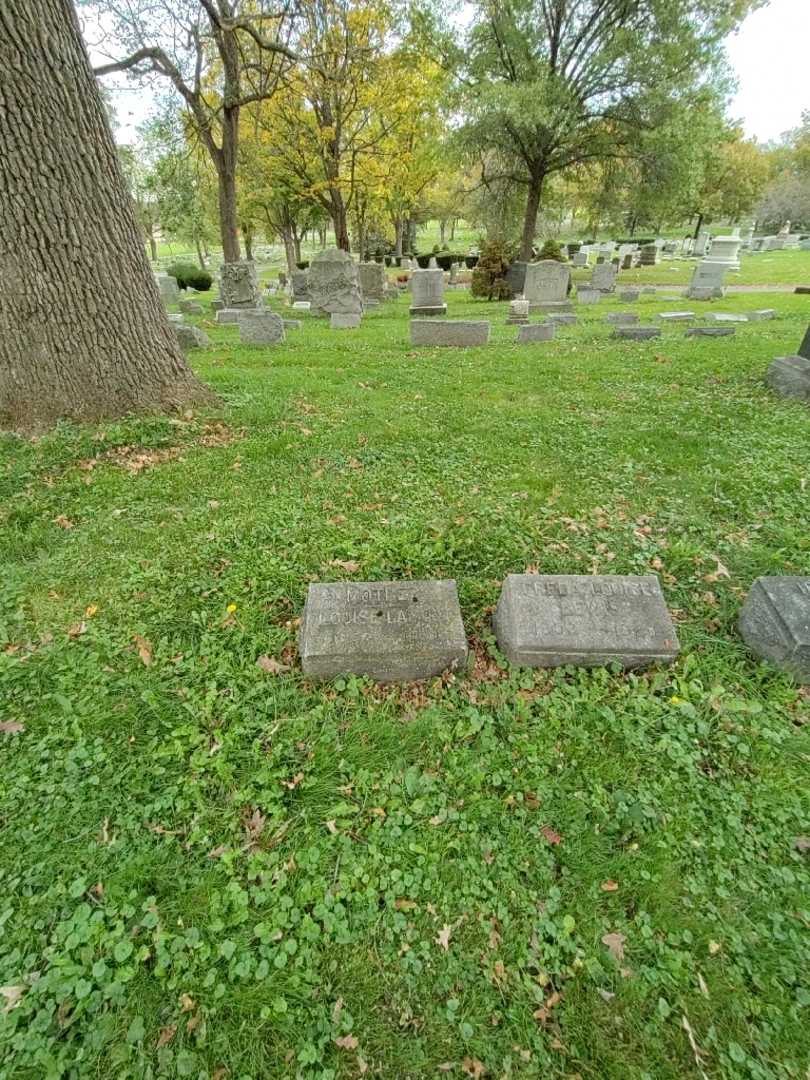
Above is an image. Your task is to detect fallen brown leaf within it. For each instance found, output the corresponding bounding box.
[600,880,619,892]
[602,931,626,963]
[1,985,25,1013]
[394,898,417,912]
[67,622,87,639]
[133,634,153,666]
[794,836,810,853]
[326,559,361,573]
[462,1057,486,1078]
[334,1034,358,1050]
[541,825,562,845]
[53,515,74,529]
[0,721,25,735]
[256,654,290,676]
[435,924,452,950]
[156,1024,177,1048]
[180,993,195,1012]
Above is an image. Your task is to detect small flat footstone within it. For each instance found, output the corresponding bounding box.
[659,311,695,322]
[613,326,661,340]
[300,579,468,682]
[685,326,735,337]
[547,313,577,325]
[283,319,302,330]
[292,301,311,310]
[493,574,679,670]
[619,289,640,302]
[517,322,555,343]
[709,313,747,323]
[216,309,242,324]
[410,320,490,346]
[766,356,810,401]
[331,313,361,329]
[577,289,601,304]
[529,301,574,314]
[747,309,776,321]
[606,312,639,324]
[738,577,810,682]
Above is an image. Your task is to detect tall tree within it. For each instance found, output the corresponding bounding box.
[87,0,299,261]
[445,0,761,260]
[0,0,213,430]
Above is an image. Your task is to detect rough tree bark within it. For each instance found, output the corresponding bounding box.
[519,169,545,262]
[0,0,214,430]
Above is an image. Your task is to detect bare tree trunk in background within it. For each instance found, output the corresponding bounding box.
[449,219,456,242]
[0,0,214,430]
[439,220,446,246]
[394,217,403,256]
[195,237,206,269]
[149,231,158,262]
[693,213,704,239]
[242,220,254,261]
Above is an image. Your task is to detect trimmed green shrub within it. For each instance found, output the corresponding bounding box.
[470,238,511,300]
[537,239,565,262]
[167,263,213,292]
[296,260,310,270]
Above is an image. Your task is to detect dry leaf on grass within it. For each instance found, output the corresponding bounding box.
[435,924,452,950]
[1,986,25,1013]
[462,1057,486,1078]
[53,515,74,529]
[156,1025,177,1048]
[326,559,361,573]
[0,721,25,735]
[600,880,619,892]
[602,932,626,962]
[540,825,562,845]
[133,634,153,666]
[334,1034,359,1050]
[256,655,290,675]
[794,836,810,853]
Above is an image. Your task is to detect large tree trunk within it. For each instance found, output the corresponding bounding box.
[215,154,241,262]
[519,170,544,262]
[279,221,297,274]
[0,0,213,430]
[331,192,350,252]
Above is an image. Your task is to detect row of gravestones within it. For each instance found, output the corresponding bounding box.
[299,574,810,684]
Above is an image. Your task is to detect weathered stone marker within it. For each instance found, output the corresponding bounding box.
[591,262,618,292]
[516,322,555,343]
[685,326,735,337]
[409,268,447,316]
[799,326,810,360]
[619,289,641,302]
[709,313,747,323]
[410,320,490,347]
[219,261,259,309]
[173,324,210,351]
[577,288,601,305]
[239,310,285,344]
[216,309,242,324]
[547,313,577,326]
[524,260,570,311]
[747,309,776,321]
[178,299,204,315]
[613,326,661,340]
[331,312,362,329]
[310,247,362,317]
[766,356,810,401]
[493,574,679,670]
[659,311,696,322]
[606,312,639,324]
[738,577,810,682]
[300,579,468,682]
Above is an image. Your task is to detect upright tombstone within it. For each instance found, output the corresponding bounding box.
[640,244,659,266]
[572,252,590,268]
[238,310,286,345]
[577,288,601,305]
[291,269,311,303]
[359,261,386,303]
[299,579,469,682]
[174,324,210,352]
[505,261,528,298]
[219,261,260,309]
[705,235,742,271]
[409,268,447,316]
[738,577,810,682]
[493,574,679,670]
[523,260,571,311]
[310,247,362,317]
[765,325,810,401]
[517,322,555,343]
[591,262,618,292]
[155,271,180,305]
[693,232,710,257]
[506,299,530,325]
[686,260,727,299]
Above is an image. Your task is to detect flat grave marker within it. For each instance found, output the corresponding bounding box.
[300,579,468,682]
[493,574,679,670]
[739,577,810,682]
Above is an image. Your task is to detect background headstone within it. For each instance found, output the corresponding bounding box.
[219,260,259,309]
[238,310,285,344]
[524,260,570,306]
[410,319,489,346]
[409,268,447,316]
[310,247,362,317]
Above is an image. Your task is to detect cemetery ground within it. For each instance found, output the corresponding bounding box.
[2,282,810,1080]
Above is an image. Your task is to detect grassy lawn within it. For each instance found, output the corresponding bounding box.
[2,285,809,1080]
